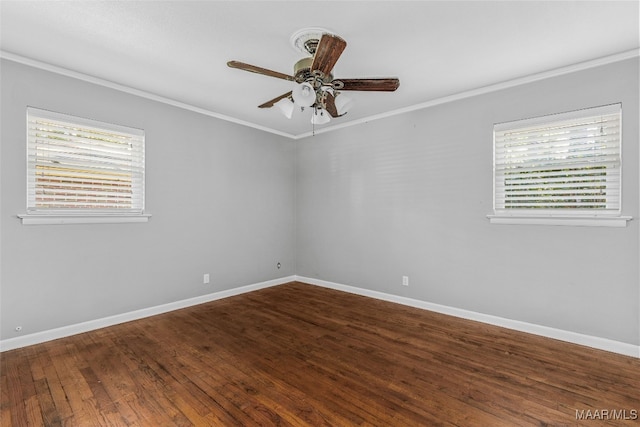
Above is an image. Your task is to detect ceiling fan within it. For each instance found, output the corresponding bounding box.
[227,28,400,124]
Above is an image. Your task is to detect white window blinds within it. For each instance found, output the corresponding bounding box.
[27,108,145,214]
[493,104,621,215]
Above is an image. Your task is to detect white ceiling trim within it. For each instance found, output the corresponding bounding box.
[2,49,638,141]
[296,48,640,139]
[0,50,297,139]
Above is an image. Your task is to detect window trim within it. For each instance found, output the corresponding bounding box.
[489,104,631,227]
[19,107,150,225]
[18,213,151,225]
[486,214,631,227]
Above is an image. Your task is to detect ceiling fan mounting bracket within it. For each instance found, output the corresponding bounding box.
[303,39,319,55]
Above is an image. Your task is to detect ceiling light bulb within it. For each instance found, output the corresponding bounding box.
[292,82,316,107]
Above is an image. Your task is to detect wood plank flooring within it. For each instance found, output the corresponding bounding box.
[2,281,639,426]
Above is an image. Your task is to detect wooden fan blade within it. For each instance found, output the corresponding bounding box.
[338,78,400,91]
[311,34,347,75]
[258,91,292,109]
[227,61,294,81]
[323,92,339,118]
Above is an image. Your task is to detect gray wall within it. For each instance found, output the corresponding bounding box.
[2,56,638,348]
[296,58,639,346]
[1,59,296,340]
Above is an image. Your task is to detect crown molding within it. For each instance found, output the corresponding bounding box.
[2,48,638,140]
[296,48,640,139]
[0,50,297,139]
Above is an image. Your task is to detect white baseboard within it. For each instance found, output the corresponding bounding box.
[296,276,640,359]
[4,274,638,358]
[0,276,295,352]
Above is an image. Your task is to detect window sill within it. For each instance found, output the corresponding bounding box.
[487,215,632,227]
[18,214,152,225]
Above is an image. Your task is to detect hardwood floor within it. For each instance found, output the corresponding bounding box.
[2,281,639,426]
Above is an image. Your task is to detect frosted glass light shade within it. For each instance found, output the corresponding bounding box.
[274,98,294,119]
[335,94,354,115]
[311,108,331,125]
[292,82,316,107]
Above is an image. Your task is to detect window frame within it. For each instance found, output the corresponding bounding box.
[488,104,631,227]
[18,107,150,225]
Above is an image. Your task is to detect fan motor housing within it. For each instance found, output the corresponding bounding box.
[293,57,312,81]
[294,57,333,84]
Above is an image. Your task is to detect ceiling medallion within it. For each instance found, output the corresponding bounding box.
[290,27,335,55]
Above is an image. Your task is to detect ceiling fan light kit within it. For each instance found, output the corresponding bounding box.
[227,27,399,127]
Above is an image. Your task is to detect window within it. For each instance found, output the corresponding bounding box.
[489,104,630,226]
[20,108,148,224]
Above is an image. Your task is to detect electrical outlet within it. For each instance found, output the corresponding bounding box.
[277,262,281,269]
[402,276,409,286]
[203,273,210,284]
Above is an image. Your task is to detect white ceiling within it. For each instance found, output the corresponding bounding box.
[1,1,638,138]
